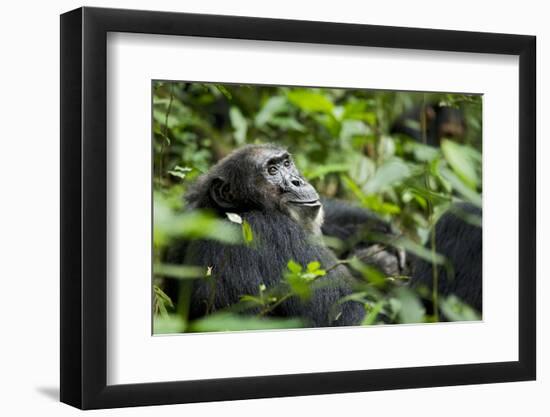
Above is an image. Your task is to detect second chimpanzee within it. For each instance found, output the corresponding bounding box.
[391,103,466,147]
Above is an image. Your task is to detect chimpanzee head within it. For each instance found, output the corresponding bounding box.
[186,144,324,234]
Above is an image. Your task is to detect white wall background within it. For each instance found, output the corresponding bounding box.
[0,0,545,415]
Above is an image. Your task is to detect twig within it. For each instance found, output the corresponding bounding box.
[158,83,174,180]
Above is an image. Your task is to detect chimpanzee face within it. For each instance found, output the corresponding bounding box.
[200,145,324,235]
[254,147,323,234]
[258,150,319,205]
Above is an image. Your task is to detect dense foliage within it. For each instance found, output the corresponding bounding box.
[152,81,482,333]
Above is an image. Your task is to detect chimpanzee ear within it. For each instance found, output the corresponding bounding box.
[210,178,235,209]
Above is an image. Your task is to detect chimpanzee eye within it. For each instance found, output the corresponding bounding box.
[283,159,291,167]
[268,166,278,175]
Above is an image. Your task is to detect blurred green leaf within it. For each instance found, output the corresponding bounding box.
[255,96,288,127]
[154,196,242,245]
[229,106,248,144]
[154,263,206,280]
[441,139,480,189]
[270,116,306,132]
[189,313,305,332]
[408,142,441,162]
[340,120,370,141]
[440,295,481,321]
[153,285,174,317]
[303,163,350,180]
[440,167,482,207]
[348,257,387,287]
[214,84,232,100]
[362,301,385,325]
[363,159,411,194]
[287,90,334,113]
[393,287,425,324]
[154,314,187,334]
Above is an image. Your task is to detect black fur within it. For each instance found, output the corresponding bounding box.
[409,204,482,312]
[321,198,392,243]
[186,211,363,327]
[321,198,407,276]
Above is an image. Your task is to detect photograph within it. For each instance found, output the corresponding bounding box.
[152,81,483,334]
[55,4,538,411]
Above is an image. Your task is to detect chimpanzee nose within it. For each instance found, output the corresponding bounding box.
[291,178,303,187]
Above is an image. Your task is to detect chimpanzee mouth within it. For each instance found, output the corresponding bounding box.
[288,199,321,207]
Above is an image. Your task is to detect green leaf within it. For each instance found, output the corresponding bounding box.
[307,261,321,272]
[342,100,376,125]
[439,295,481,321]
[410,143,441,162]
[287,90,334,113]
[348,256,387,286]
[242,220,254,244]
[303,163,350,180]
[349,155,376,186]
[362,301,385,325]
[153,264,206,280]
[393,287,425,324]
[255,96,288,127]
[153,314,186,334]
[153,285,174,307]
[287,260,303,274]
[286,273,311,300]
[363,159,411,194]
[340,120,370,141]
[154,197,242,245]
[239,295,266,307]
[153,285,174,317]
[214,84,232,100]
[341,176,401,215]
[269,116,306,132]
[188,313,304,332]
[440,167,482,207]
[153,109,180,129]
[441,140,480,189]
[229,106,248,144]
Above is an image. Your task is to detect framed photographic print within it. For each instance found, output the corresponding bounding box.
[60,6,536,410]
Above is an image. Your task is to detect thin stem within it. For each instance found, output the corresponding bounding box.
[158,83,174,180]
[421,93,439,321]
[259,293,293,316]
[430,216,439,322]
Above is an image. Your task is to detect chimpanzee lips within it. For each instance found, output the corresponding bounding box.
[288,199,321,206]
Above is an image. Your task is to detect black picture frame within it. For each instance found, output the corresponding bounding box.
[60,6,536,410]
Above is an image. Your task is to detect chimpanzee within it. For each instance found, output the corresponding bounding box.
[409,204,482,312]
[179,144,367,327]
[321,198,407,277]
[391,103,466,147]
[166,144,481,327]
